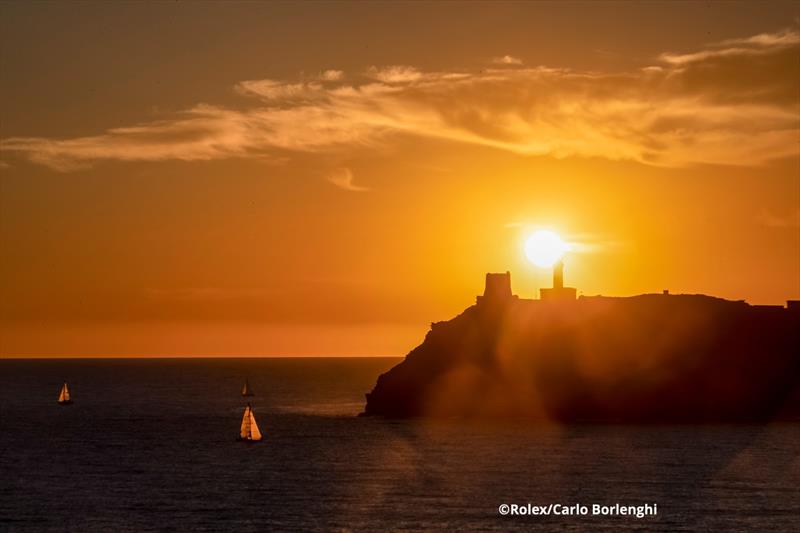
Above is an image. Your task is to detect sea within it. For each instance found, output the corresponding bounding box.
[0,358,798,532]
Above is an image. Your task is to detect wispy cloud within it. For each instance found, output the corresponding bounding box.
[326,167,369,192]
[491,55,523,65]
[2,29,798,171]
[365,65,423,83]
[718,28,800,48]
[659,27,800,65]
[319,69,344,81]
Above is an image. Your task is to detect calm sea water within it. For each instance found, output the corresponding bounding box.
[1,358,798,532]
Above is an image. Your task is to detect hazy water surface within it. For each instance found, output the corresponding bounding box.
[1,358,798,531]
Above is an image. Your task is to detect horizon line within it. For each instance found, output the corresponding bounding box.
[0,354,405,360]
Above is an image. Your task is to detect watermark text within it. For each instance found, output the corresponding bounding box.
[498,503,658,519]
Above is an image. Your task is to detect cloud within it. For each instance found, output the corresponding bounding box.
[2,29,798,171]
[235,79,326,100]
[659,27,799,65]
[491,55,523,65]
[320,69,344,81]
[326,167,369,192]
[717,28,800,48]
[365,65,423,83]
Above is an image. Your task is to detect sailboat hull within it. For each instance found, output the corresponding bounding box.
[58,400,73,405]
[236,437,262,443]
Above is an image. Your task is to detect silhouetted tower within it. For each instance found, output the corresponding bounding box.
[553,259,564,290]
[476,271,518,305]
[540,260,576,301]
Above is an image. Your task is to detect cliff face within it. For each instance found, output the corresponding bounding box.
[363,294,800,421]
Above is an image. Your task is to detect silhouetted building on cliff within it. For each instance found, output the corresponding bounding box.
[365,269,800,420]
[540,259,577,301]
[476,271,518,305]
[476,262,576,305]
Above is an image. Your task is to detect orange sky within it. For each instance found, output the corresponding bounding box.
[1,1,798,356]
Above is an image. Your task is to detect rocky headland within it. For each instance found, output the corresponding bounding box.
[363,273,800,422]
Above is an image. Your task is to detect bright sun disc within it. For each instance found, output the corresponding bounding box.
[524,230,569,268]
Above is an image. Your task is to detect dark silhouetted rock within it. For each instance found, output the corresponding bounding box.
[363,276,800,422]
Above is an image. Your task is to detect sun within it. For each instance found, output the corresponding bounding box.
[524,230,570,268]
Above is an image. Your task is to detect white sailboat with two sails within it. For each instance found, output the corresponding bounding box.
[237,403,263,442]
[57,382,73,405]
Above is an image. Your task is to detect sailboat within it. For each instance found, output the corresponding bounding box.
[241,379,254,397]
[57,382,73,405]
[237,403,263,442]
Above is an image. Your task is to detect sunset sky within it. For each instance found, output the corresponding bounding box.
[1,1,798,356]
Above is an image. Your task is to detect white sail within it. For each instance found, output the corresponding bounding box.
[248,411,262,441]
[58,383,70,403]
[241,380,253,396]
[240,405,252,439]
[239,404,263,441]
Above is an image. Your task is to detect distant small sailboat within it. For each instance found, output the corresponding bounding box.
[237,403,263,442]
[241,379,254,397]
[57,382,73,405]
